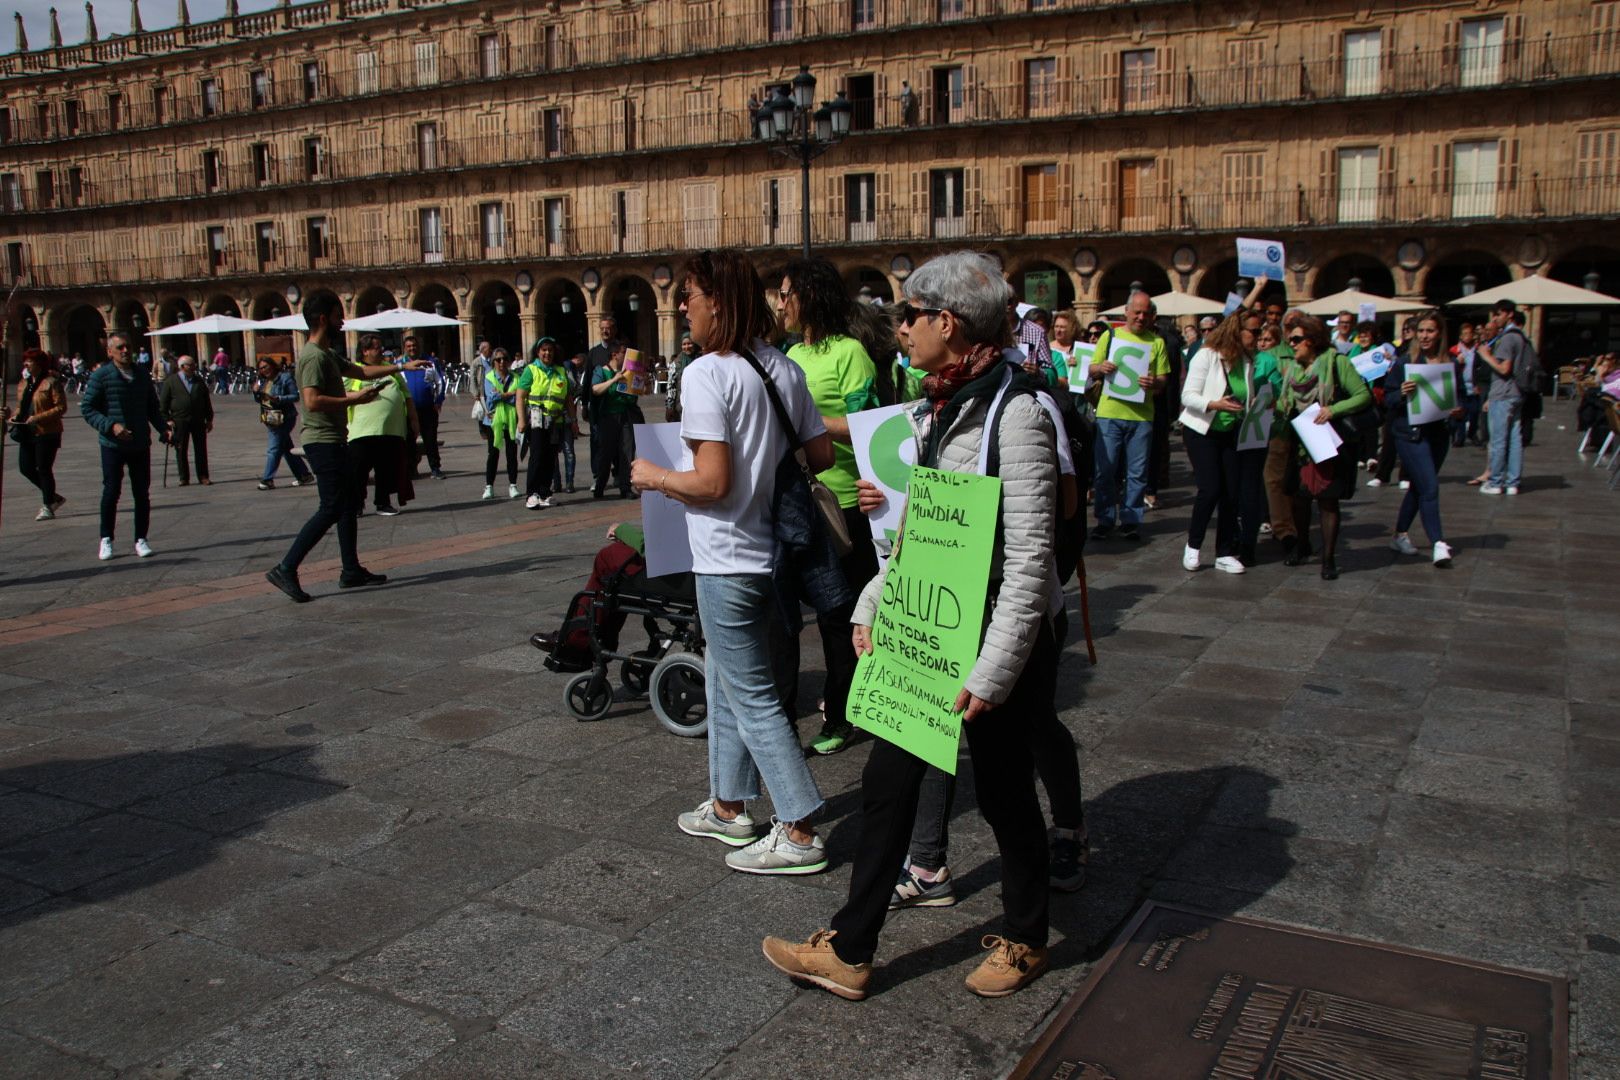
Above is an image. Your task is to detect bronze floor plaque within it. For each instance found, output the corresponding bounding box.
[1012,903,1568,1080]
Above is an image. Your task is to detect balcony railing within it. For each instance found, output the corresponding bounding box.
[0,4,1613,149]
[9,174,1617,292]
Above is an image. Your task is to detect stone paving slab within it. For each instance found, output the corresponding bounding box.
[0,398,1615,1076]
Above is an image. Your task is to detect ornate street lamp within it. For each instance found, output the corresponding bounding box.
[754,65,853,258]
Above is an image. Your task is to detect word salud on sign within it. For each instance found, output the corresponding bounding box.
[848,466,1002,775]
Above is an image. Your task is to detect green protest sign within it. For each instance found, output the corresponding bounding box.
[1406,363,1456,425]
[848,466,1002,775]
[1237,383,1275,451]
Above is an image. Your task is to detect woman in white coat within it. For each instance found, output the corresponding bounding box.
[1178,315,1255,574]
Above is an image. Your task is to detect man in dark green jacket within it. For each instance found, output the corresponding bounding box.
[81,331,169,561]
[158,354,215,486]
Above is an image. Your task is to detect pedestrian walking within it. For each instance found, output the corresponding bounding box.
[1385,311,1462,568]
[2,348,69,521]
[348,334,418,517]
[516,337,571,508]
[254,358,314,489]
[158,355,214,486]
[479,349,521,501]
[396,333,446,480]
[81,331,168,560]
[590,342,637,499]
[1089,291,1169,541]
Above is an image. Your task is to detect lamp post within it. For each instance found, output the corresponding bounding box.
[755,66,852,258]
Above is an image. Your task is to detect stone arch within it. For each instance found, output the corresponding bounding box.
[1007,258,1075,314]
[354,284,397,320]
[1097,257,1171,312]
[251,291,292,321]
[112,298,150,356]
[4,301,41,378]
[1312,252,1396,298]
[470,279,522,357]
[841,264,896,305]
[152,296,197,364]
[55,303,107,365]
[602,273,656,353]
[1546,245,1620,358]
[537,277,588,359]
[1419,249,1512,306]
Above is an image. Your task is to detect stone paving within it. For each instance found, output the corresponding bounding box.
[0,394,1614,1078]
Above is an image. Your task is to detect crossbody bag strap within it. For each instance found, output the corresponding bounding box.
[736,345,812,471]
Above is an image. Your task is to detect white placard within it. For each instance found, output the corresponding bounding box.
[636,422,694,578]
[1237,237,1286,281]
[848,405,913,544]
[1357,302,1378,325]
[1237,383,1276,451]
[1290,403,1344,464]
[1067,342,1096,390]
[1351,348,1393,383]
[1405,363,1457,425]
[1223,291,1244,316]
[1101,335,1152,404]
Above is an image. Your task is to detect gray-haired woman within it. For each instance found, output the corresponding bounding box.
[763,251,1059,1001]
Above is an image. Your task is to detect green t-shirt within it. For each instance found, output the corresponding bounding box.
[1212,366,1245,433]
[1094,329,1171,424]
[345,372,408,439]
[593,366,636,414]
[297,341,346,445]
[787,334,879,509]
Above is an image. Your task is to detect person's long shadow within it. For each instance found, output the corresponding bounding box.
[0,743,333,932]
[871,765,1294,993]
[1078,583,1158,639]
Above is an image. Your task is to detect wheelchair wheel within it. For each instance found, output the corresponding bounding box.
[564,671,614,722]
[649,652,707,737]
[620,648,662,696]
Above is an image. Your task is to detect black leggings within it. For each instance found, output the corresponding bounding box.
[18,435,60,505]
[482,426,517,485]
[1184,426,1240,556]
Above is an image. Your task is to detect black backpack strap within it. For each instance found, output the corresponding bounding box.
[737,345,813,470]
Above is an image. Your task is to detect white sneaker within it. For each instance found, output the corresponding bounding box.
[524,494,541,509]
[723,819,829,875]
[1505,486,1520,495]
[1366,478,1383,488]
[35,506,54,521]
[538,497,552,508]
[481,485,494,500]
[1389,534,1419,556]
[98,537,114,561]
[1182,545,1201,571]
[133,538,154,558]
[1479,484,1504,495]
[1398,480,1411,490]
[1214,556,1246,575]
[1432,541,1454,568]
[1258,522,1273,536]
[508,483,521,499]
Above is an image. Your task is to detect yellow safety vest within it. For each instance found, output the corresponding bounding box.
[524,363,568,416]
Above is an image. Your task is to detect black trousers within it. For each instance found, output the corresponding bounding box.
[171,421,209,484]
[592,411,633,496]
[280,441,361,575]
[525,426,559,497]
[482,426,517,485]
[17,434,60,505]
[351,434,402,510]
[1235,446,1268,562]
[816,505,881,728]
[830,625,1054,966]
[1183,426,1239,556]
[99,442,152,541]
[411,404,441,473]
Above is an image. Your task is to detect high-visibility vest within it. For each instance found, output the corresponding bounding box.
[525,363,569,416]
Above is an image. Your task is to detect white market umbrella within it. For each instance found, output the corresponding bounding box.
[1299,289,1429,317]
[250,314,311,332]
[343,307,465,331]
[1444,274,1620,308]
[1100,291,1226,318]
[148,313,261,336]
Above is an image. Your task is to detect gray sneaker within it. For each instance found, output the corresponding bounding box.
[677,799,757,847]
[725,819,828,875]
[889,864,956,909]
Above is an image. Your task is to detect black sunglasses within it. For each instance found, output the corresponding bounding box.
[899,303,945,326]
[1287,335,1307,345]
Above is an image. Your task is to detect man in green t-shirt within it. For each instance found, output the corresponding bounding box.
[1089,291,1169,542]
[265,293,433,603]
[590,342,638,499]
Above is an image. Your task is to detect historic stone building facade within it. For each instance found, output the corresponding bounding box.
[2,0,1618,368]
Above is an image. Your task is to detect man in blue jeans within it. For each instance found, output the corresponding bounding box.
[1088,292,1169,542]
[1476,299,1533,497]
[264,294,432,603]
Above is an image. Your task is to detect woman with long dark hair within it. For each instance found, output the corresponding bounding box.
[630,249,836,876]
[776,257,882,755]
[3,348,68,519]
[1385,311,1462,567]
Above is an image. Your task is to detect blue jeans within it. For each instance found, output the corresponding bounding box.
[1450,392,1482,446]
[1487,398,1522,488]
[1395,427,1450,543]
[1093,416,1152,526]
[262,420,312,483]
[695,573,824,824]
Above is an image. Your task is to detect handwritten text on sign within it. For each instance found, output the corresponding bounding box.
[848,467,1001,775]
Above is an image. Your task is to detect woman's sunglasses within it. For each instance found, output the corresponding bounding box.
[898,303,945,326]
[1287,335,1307,345]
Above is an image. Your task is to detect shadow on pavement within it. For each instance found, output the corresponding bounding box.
[0,743,332,931]
[1080,583,1158,639]
[3,557,202,589]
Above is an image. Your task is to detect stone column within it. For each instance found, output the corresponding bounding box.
[656,304,679,361]
[457,319,474,367]
[519,311,539,363]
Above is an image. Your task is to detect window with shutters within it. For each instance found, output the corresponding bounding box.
[931,168,966,237]
[5,241,23,283]
[1459,18,1505,87]
[1596,3,1620,69]
[202,149,223,192]
[107,92,122,131]
[1121,49,1157,110]
[417,122,439,170]
[763,176,799,246]
[207,225,227,271]
[304,137,326,180]
[480,202,506,255]
[1577,129,1620,182]
[542,109,565,157]
[0,107,10,144]
[1224,39,1267,103]
[934,66,964,124]
[850,0,875,30]
[159,227,182,262]
[1118,158,1156,228]
[250,69,270,108]
[357,126,381,157]
[67,167,84,206]
[1028,0,1055,10]
[1343,30,1381,96]
[542,24,565,69]
[251,143,271,185]
[414,41,440,87]
[199,79,220,117]
[613,189,646,252]
[476,112,503,154]
[768,0,792,40]
[846,173,876,241]
[35,170,54,209]
[0,173,19,212]
[152,85,168,124]
[359,209,383,247]
[938,0,965,20]
[543,197,566,253]
[1022,163,1057,231]
[619,98,638,152]
[1221,151,1265,226]
[306,216,331,264]
[302,61,321,102]
[479,33,501,78]
[683,182,718,248]
[255,222,275,268]
[1025,58,1057,116]
[685,89,715,143]
[1452,140,1499,218]
[420,207,444,262]
[1336,146,1379,223]
[356,51,379,94]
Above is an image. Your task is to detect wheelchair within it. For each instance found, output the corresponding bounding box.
[539,564,708,737]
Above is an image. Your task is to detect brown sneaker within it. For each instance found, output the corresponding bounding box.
[762,929,871,1001]
[964,935,1048,998]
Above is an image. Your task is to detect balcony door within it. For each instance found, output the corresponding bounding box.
[1452,140,1499,218]
[1337,146,1379,223]
[1344,30,1380,96]
[1118,158,1155,229]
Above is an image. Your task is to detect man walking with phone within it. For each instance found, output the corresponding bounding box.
[265,294,433,602]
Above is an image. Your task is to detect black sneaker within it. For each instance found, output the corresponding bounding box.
[266,565,312,603]
[1089,524,1114,541]
[430,469,447,480]
[257,479,275,491]
[1118,525,1142,542]
[338,570,388,589]
[375,504,401,517]
[1049,836,1088,893]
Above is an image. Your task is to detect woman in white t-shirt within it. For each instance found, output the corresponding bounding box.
[630,250,836,876]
